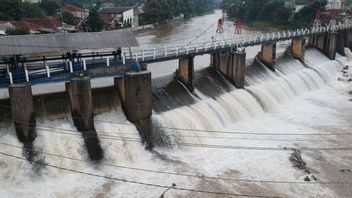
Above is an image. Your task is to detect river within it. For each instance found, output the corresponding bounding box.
[0,10,352,198]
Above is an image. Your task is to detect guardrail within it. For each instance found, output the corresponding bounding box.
[1,23,352,87]
[128,23,352,63]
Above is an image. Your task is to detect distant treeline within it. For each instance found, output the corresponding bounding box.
[142,0,215,24]
[223,0,328,28]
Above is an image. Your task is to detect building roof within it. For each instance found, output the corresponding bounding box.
[0,30,139,56]
[98,7,133,14]
[100,14,115,24]
[11,17,62,33]
[62,4,87,12]
[0,22,15,31]
[295,0,313,5]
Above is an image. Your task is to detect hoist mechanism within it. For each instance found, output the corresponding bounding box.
[234,19,242,34]
[216,18,224,33]
[312,10,322,30]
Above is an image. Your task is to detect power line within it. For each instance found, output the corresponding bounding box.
[1,142,350,185]
[3,120,352,152]
[0,151,285,198]
[1,103,351,137]
[31,124,352,145]
[2,117,352,151]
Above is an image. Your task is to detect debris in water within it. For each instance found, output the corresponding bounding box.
[289,149,307,170]
[311,175,318,181]
[304,176,311,182]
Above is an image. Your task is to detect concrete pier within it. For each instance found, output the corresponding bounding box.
[309,33,325,50]
[336,30,347,56]
[291,37,305,62]
[345,30,351,49]
[177,56,195,93]
[66,76,103,161]
[212,51,246,88]
[325,32,337,60]
[8,83,36,143]
[115,71,153,149]
[310,32,337,60]
[258,43,276,71]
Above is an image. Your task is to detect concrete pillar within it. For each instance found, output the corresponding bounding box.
[233,51,246,89]
[336,30,347,56]
[212,51,246,88]
[347,30,352,49]
[291,37,305,62]
[66,76,103,161]
[325,32,337,60]
[115,71,153,149]
[8,83,36,143]
[177,56,194,93]
[310,32,337,60]
[258,43,276,71]
[316,34,325,50]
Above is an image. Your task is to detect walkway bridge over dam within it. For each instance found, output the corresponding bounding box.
[1,21,352,160]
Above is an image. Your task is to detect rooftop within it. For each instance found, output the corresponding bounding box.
[0,30,139,56]
[98,7,134,14]
[62,4,87,12]
[10,17,62,33]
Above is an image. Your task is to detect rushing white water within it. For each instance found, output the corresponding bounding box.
[1,45,352,197]
[1,7,352,195]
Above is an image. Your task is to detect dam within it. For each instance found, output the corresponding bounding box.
[0,11,352,197]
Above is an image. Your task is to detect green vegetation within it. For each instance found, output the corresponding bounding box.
[21,2,46,18]
[224,0,328,28]
[0,0,23,20]
[5,27,30,35]
[40,0,60,16]
[142,0,215,24]
[346,0,352,7]
[87,9,104,32]
[0,0,46,20]
[61,11,75,25]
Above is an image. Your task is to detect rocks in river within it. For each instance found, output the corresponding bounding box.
[290,149,307,170]
[311,175,317,181]
[343,65,349,70]
[304,176,311,182]
[338,77,352,82]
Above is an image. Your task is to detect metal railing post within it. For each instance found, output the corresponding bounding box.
[8,72,13,85]
[122,53,126,65]
[83,59,87,70]
[69,61,73,73]
[46,66,50,78]
[25,69,29,82]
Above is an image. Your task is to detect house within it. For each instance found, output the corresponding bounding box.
[0,21,15,35]
[62,4,89,19]
[98,7,139,29]
[326,0,344,11]
[10,17,73,34]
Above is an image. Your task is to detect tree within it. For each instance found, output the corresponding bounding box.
[21,2,46,18]
[0,0,22,20]
[61,11,75,25]
[87,8,104,32]
[290,0,328,27]
[5,27,30,35]
[40,0,59,16]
